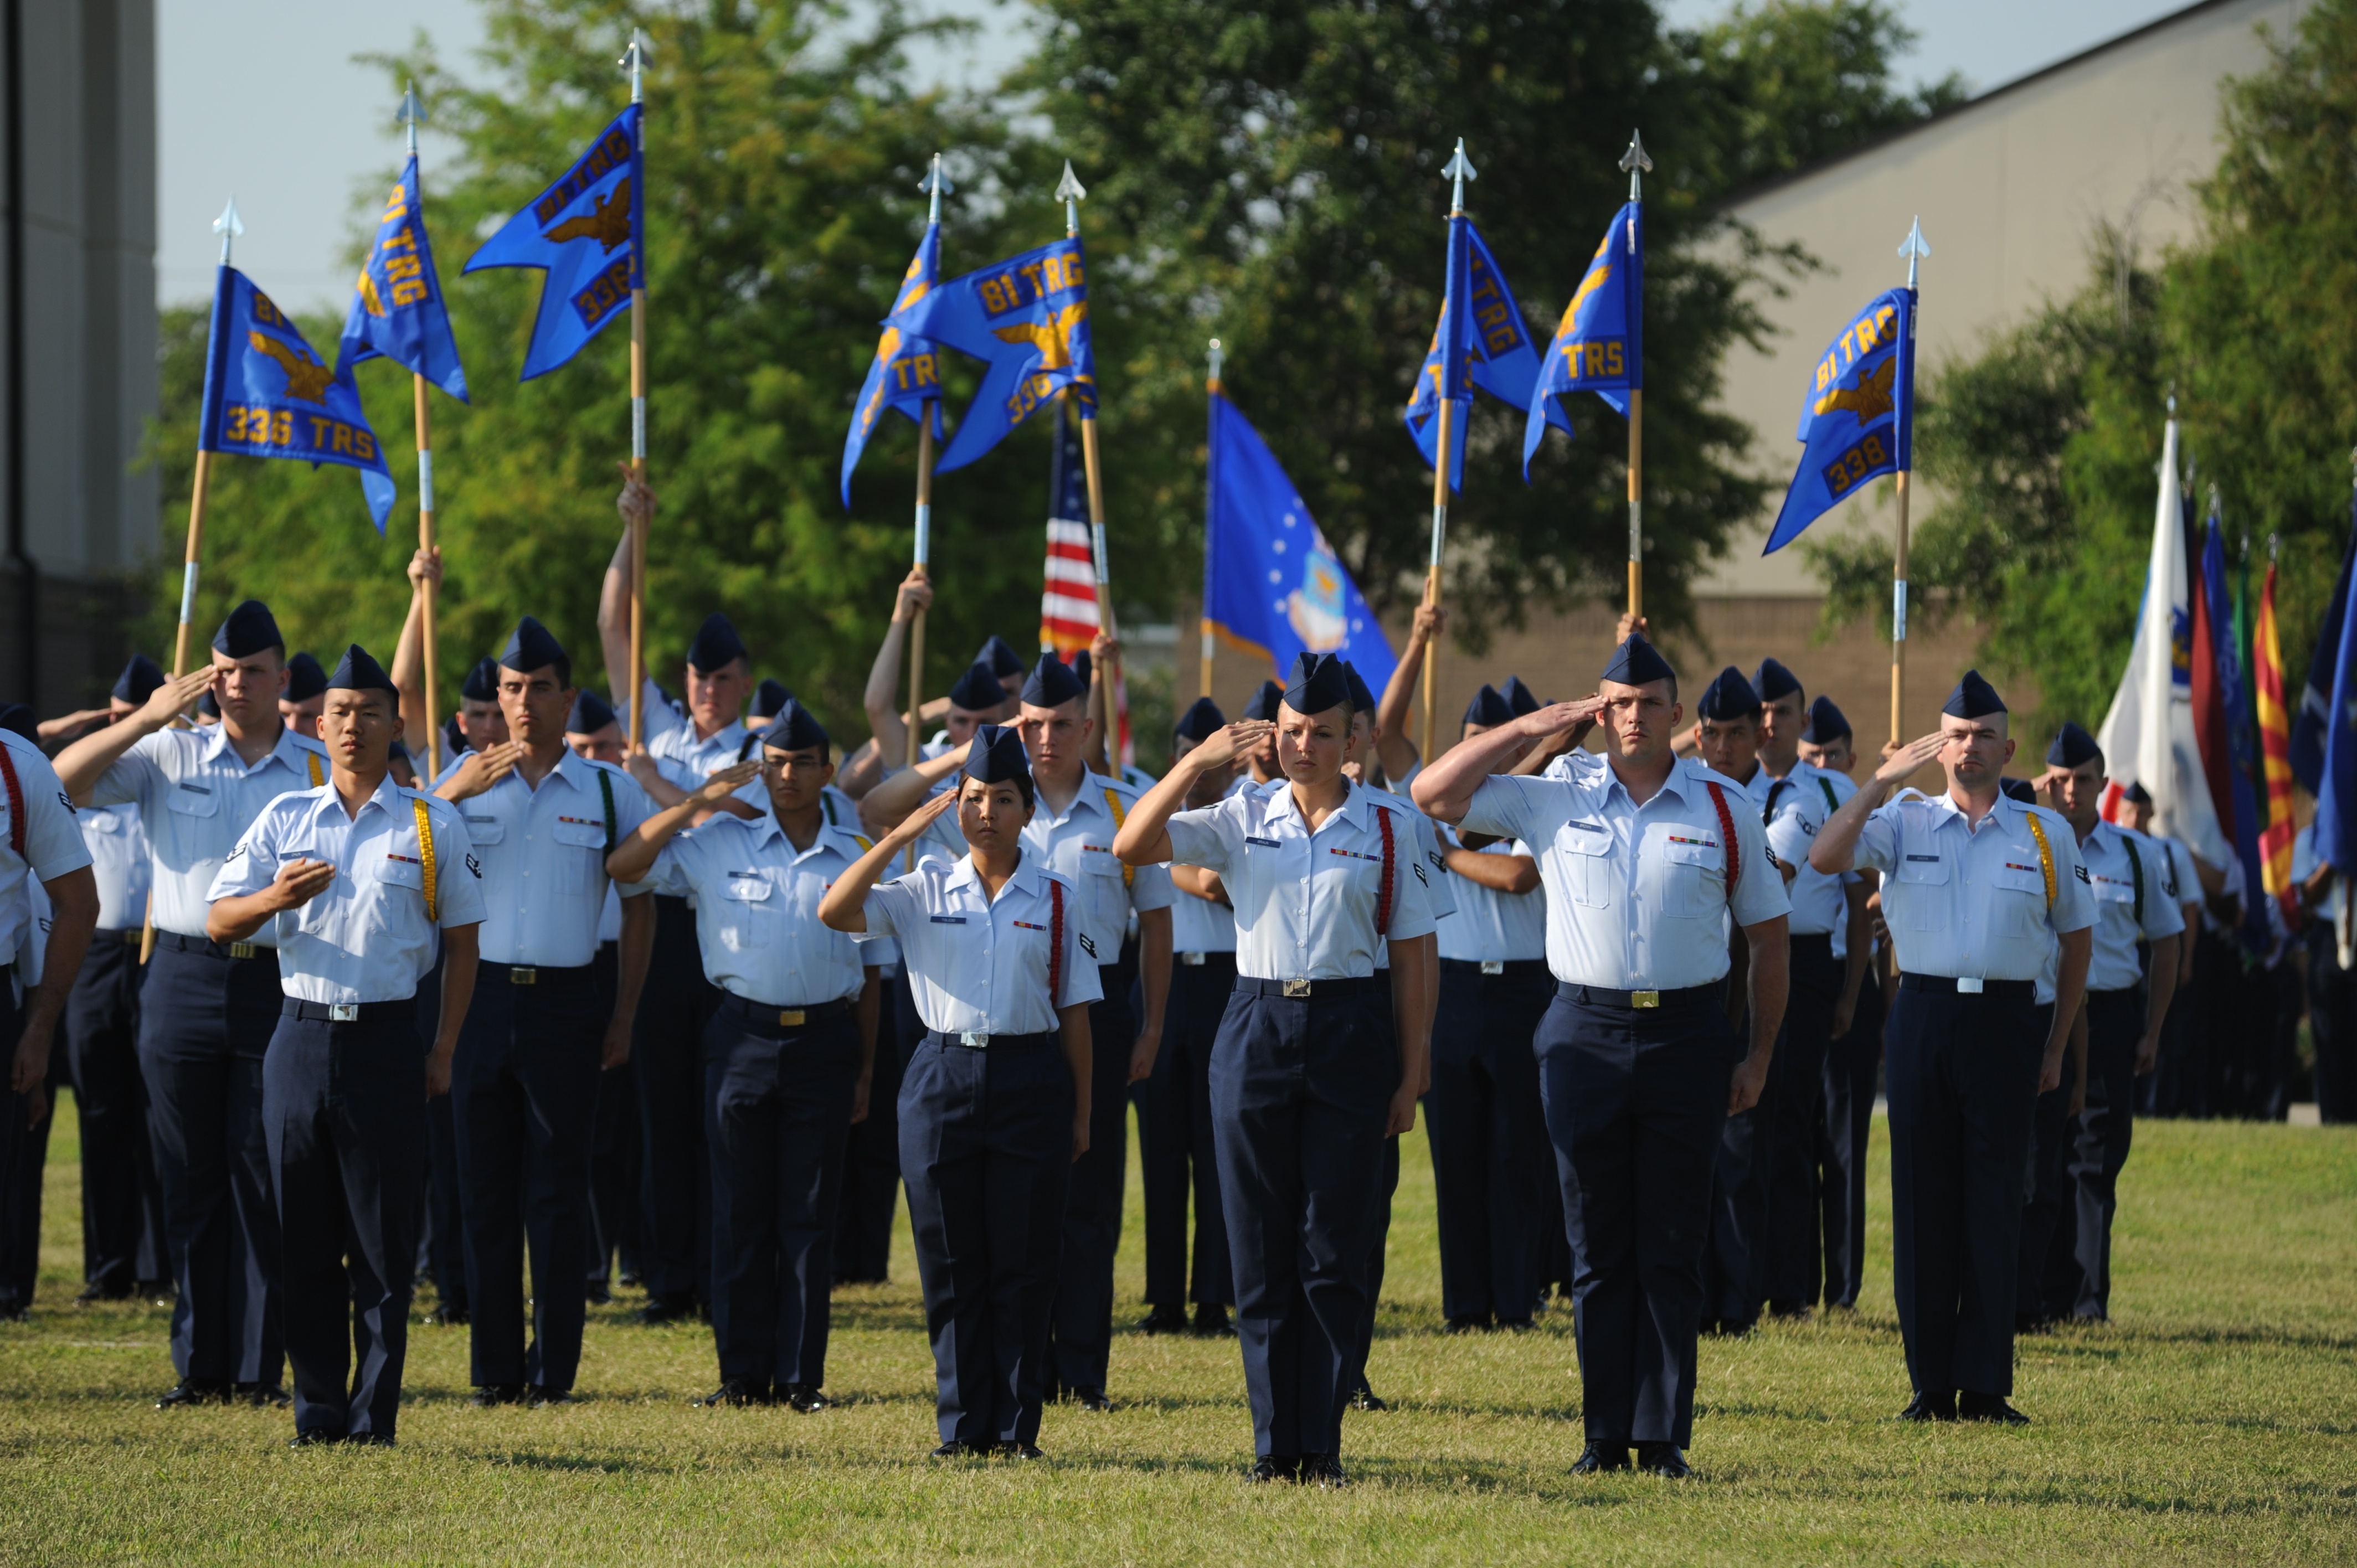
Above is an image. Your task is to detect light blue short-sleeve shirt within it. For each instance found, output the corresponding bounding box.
[1851,791,2094,982]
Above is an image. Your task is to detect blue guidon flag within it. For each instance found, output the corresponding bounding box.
[840,221,945,507]
[1523,200,1641,478]
[1764,286,1915,554]
[889,234,1093,475]
[464,105,644,380]
[1404,218,1566,493]
[337,153,468,403]
[200,267,395,531]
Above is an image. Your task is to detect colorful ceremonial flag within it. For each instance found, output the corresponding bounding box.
[2291,512,2355,793]
[337,154,468,402]
[2096,414,2229,863]
[462,105,644,381]
[1523,200,1641,477]
[2199,518,2274,955]
[200,267,394,531]
[2315,522,2357,875]
[1763,288,1916,555]
[1207,386,1397,693]
[840,221,944,507]
[1404,218,1565,492]
[2253,559,2299,927]
[889,234,1092,475]
[1038,398,1096,657]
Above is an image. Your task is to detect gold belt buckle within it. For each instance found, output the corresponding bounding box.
[776,1008,806,1027]
[1283,978,1313,999]
[510,967,537,985]
[229,941,256,960]
[1631,990,1661,1009]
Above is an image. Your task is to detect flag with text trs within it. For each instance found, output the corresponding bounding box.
[1763,287,1915,554]
[840,221,945,508]
[200,267,394,531]
[1524,200,1642,478]
[1403,217,1566,493]
[462,105,644,380]
[336,154,468,402]
[889,234,1093,475]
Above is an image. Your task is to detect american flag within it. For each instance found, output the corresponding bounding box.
[1038,398,1130,762]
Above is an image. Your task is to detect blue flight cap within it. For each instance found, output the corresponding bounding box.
[441,714,464,754]
[963,723,1031,786]
[283,652,328,703]
[112,653,166,706]
[760,697,828,755]
[461,656,500,703]
[1752,657,1802,703]
[498,616,570,680]
[1071,648,1093,689]
[1501,675,1541,716]
[1022,653,1088,709]
[0,704,35,741]
[1174,697,1226,741]
[1800,695,1850,744]
[752,678,792,720]
[1999,776,2037,804]
[1463,684,1514,728]
[947,661,1005,713]
[1341,661,1376,716]
[326,644,398,697]
[1283,652,1351,716]
[199,691,220,719]
[1601,634,1675,688]
[2047,721,2102,770]
[1242,680,1284,723]
[975,635,1025,679]
[1943,669,2006,719]
[567,689,616,735]
[1696,666,1762,721]
[2122,780,2153,806]
[686,612,748,673]
[210,600,283,659]
[388,739,410,762]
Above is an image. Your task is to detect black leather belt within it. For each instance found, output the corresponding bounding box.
[1175,951,1234,968]
[1234,975,1385,1000]
[476,963,595,986]
[1555,980,1723,1010]
[1441,957,1550,979]
[282,997,417,1024]
[1898,973,2035,1000]
[718,993,852,1031]
[931,1028,1057,1051]
[99,928,142,946]
[1789,933,1836,957]
[158,931,278,963]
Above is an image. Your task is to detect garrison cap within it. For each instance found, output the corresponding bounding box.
[498,616,569,676]
[461,656,500,703]
[1242,680,1284,723]
[1283,652,1351,716]
[2122,781,2153,807]
[0,704,34,741]
[1800,695,1850,743]
[1751,657,1802,703]
[1696,666,1762,721]
[1999,776,2037,804]
[1601,634,1675,688]
[1070,649,1093,689]
[112,653,167,706]
[1463,684,1513,728]
[752,678,792,720]
[963,724,1031,787]
[210,600,284,659]
[1174,697,1226,742]
[1022,653,1088,709]
[283,652,328,703]
[760,697,828,755]
[326,644,398,696]
[2046,721,2102,771]
[388,740,410,762]
[1501,675,1541,716]
[947,661,1005,713]
[441,714,464,755]
[198,692,219,719]
[567,689,617,735]
[1943,669,2006,719]
[686,612,748,673]
[975,635,1025,679]
[1341,662,1377,718]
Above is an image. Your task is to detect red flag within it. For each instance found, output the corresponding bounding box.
[2253,561,2300,927]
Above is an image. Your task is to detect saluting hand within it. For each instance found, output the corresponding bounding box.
[693,760,760,804]
[1875,733,1946,788]
[882,787,958,851]
[1180,720,1273,775]
[1518,698,1603,742]
[136,669,214,732]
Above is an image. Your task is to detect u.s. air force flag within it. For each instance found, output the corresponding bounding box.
[463,105,643,380]
[1764,287,1915,554]
[840,223,944,507]
[1208,388,1396,692]
[1404,218,1565,492]
[1524,201,1641,478]
[337,154,467,402]
[889,235,1092,475]
[200,267,395,531]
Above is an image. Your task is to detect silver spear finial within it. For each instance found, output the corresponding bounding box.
[1207,337,1224,388]
[1898,216,1931,291]
[1619,129,1653,202]
[1056,160,1087,236]
[397,80,427,156]
[1442,137,1476,215]
[919,152,953,224]
[620,27,650,104]
[213,196,245,266]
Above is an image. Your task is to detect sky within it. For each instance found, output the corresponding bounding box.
[157,0,2197,314]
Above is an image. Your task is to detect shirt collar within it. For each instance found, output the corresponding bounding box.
[202,719,306,773]
[303,768,405,826]
[1264,778,1363,834]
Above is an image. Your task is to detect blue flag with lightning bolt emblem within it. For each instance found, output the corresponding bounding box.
[1523,201,1641,478]
[1403,218,1565,493]
[199,267,395,531]
[1764,287,1915,554]
[462,105,644,381]
[840,223,945,507]
[888,234,1093,475]
[336,154,468,403]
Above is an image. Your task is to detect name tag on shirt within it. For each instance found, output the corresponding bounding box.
[179,783,213,795]
[1905,854,1939,863]
[1245,836,1280,848]
[1565,819,1605,834]
[930,915,968,925]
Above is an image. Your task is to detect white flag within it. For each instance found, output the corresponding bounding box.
[2096,415,2230,865]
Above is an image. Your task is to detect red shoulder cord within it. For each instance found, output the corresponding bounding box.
[1047,878,1065,1015]
[1375,802,1397,938]
[1705,780,1741,891]
[0,741,24,858]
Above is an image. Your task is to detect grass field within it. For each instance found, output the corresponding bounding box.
[1,1101,2352,1565]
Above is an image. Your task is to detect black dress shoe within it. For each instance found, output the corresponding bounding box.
[780,1384,830,1414]
[992,1441,1046,1460]
[1138,1305,1191,1335]
[618,1271,642,1290]
[426,1305,469,1327]
[1959,1391,2031,1425]
[1569,1441,1631,1474]
[75,1280,128,1307]
[1248,1454,1300,1483]
[585,1282,613,1306]
[529,1388,573,1408]
[236,1382,292,1409]
[1302,1453,1349,1489]
[1767,1301,1814,1323]
[286,1430,342,1448]
[1072,1388,1110,1412]
[1494,1316,1533,1332]
[1193,1303,1234,1337]
[156,1379,233,1409]
[1898,1389,1958,1422]
[136,1280,175,1307]
[930,1440,980,1458]
[694,1381,768,1408]
[470,1384,527,1407]
[1636,1442,1691,1479]
[344,1431,397,1448]
[638,1296,701,1327]
[2015,1312,2052,1335]
[1442,1316,1487,1335]
[1349,1380,1387,1412]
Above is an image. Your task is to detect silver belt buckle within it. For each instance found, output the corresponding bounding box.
[329,1003,359,1023]
[1177,951,1207,967]
[510,967,537,985]
[1630,990,1660,1009]
[1283,978,1313,999]
[958,1030,989,1049]
[1480,961,1505,976]
[1957,976,1985,994]
[229,941,257,960]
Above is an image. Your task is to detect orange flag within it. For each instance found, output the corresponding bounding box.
[2253,559,2299,927]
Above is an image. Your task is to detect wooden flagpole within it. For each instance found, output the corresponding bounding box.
[1059,162,1122,760]
[397,86,445,781]
[1891,217,1929,745]
[1201,338,1222,702]
[1620,132,1651,621]
[901,154,951,870]
[1420,140,1476,764]
[624,29,650,750]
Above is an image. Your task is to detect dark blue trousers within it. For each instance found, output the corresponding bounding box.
[453,969,601,1392]
[1538,983,1729,1447]
[1699,1016,1762,1330]
[1048,983,1134,1396]
[587,941,642,1291]
[705,1000,860,1392]
[1143,954,1234,1307]
[2062,987,2144,1321]
[899,1031,1072,1447]
[1885,977,2043,1399]
[1816,968,1882,1307]
[0,988,53,1310]
[833,968,915,1284]
[67,935,166,1293]
[1761,935,1839,1308]
[413,951,468,1313]
[2017,1004,2069,1324]
[635,897,717,1308]
[1426,960,1555,1325]
[138,938,284,1384]
[1212,982,1394,1459]
[263,1005,424,1442]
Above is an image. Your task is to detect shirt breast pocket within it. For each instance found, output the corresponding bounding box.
[552,819,607,894]
[1650,827,1725,919]
[719,875,774,950]
[1553,822,1613,910]
[1991,858,2049,937]
[1894,853,1950,930]
[164,783,225,854]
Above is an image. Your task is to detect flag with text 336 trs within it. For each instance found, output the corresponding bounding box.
[202,266,394,532]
